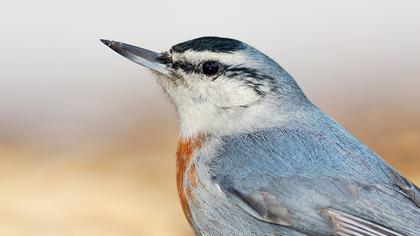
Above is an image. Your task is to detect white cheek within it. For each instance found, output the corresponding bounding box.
[171,82,265,137]
[156,51,286,138]
[207,79,260,108]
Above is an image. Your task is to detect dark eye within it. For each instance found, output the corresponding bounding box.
[202,61,221,76]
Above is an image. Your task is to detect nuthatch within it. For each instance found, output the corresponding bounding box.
[101,37,419,236]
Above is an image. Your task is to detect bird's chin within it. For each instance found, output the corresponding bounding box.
[152,70,182,85]
[152,72,181,104]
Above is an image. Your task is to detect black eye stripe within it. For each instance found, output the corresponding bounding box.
[172,60,225,75]
[224,66,259,79]
[172,61,197,73]
[171,62,269,82]
[156,52,172,65]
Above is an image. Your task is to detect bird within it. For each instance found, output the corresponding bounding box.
[101,36,420,236]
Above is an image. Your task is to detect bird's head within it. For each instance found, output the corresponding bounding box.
[101,37,309,137]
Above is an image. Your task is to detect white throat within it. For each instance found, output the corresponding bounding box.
[175,95,290,138]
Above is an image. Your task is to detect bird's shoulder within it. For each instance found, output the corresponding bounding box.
[209,123,391,182]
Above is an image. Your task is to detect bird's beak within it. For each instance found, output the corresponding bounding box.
[100,39,171,76]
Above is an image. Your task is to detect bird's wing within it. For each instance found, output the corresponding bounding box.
[389,172,420,207]
[211,127,420,235]
[220,175,420,236]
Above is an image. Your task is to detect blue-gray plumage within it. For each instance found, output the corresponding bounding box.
[211,110,419,235]
[101,36,420,235]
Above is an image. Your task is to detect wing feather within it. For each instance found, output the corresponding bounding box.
[325,209,405,236]
[221,175,420,235]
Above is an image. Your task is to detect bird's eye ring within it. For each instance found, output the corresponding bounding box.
[201,61,222,76]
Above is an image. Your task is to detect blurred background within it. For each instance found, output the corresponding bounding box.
[0,0,419,235]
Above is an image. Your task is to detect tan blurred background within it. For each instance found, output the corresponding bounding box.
[0,0,419,235]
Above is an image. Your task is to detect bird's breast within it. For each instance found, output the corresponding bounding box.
[175,134,206,224]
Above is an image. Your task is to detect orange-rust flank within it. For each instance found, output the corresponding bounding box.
[186,163,198,204]
[188,164,198,188]
[176,134,205,224]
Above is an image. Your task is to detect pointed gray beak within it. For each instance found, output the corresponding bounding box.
[100,39,171,76]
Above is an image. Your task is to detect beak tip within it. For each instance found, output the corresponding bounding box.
[100,39,120,49]
[100,39,109,45]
